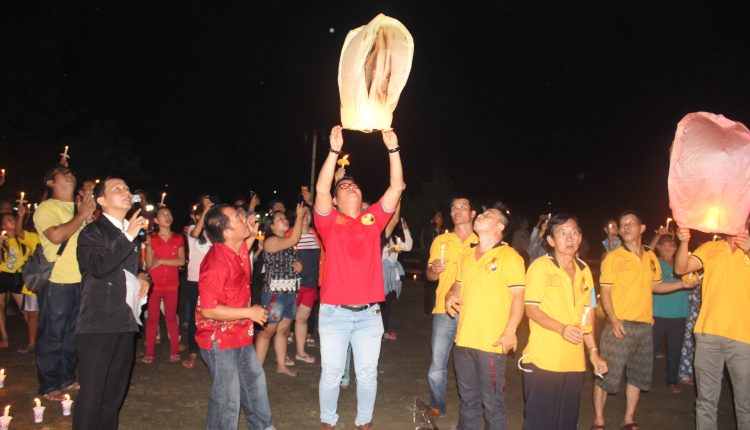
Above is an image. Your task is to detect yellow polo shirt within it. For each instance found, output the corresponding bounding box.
[600,245,661,325]
[428,231,478,314]
[455,243,525,354]
[33,199,83,284]
[692,240,750,344]
[523,255,594,372]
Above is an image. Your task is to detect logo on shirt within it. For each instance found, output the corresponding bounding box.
[335,215,349,225]
[650,259,657,274]
[361,213,375,226]
[581,283,590,293]
[485,257,497,273]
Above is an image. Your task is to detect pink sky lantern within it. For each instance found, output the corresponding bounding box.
[668,112,750,235]
[338,14,414,133]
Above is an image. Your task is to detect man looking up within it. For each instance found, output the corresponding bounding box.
[445,207,526,430]
[75,178,151,429]
[592,211,697,430]
[675,222,750,430]
[424,197,477,418]
[34,164,96,401]
[314,125,404,430]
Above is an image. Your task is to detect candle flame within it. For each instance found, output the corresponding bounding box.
[34,398,41,407]
[0,369,4,376]
[64,394,71,401]
[704,207,720,231]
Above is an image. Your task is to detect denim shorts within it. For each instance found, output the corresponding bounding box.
[261,291,297,323]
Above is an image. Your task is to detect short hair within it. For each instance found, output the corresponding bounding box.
[618,210,642,225]
[544,213,580,250]
[333,175,357,193]
[204,204,231,244]
[93,177,118,199]
[655,234,677,247]
[449,195,476,213]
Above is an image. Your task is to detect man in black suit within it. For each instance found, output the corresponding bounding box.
[75,177,151,430]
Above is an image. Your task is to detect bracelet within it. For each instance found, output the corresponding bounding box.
[589,347,598,353]
[387,146,400,153]
[329,148,341,155]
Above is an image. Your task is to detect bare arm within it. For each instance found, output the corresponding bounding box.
[445,281,462,317]
[494,288,525,351]
[674,228,702,275]
[201,304,268,325]
[653,279,697,294]
[314,125,344,215]
[379,129,405,212]
[263,203,305,253]
[384,202,401,239]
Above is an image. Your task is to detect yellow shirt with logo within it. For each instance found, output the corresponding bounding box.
[455,243,525,354]
[599,245,661,325]
[33,199,83,284]
[692,240,750,344]
[428,232,478,314]
[523,255,594,372]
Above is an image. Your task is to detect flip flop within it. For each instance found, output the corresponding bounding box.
[276,367,297,377]
[182,359,196,369]
[621,423,641,430]
[295,353,316,363]
[17,345,35,354]
[141,355,155,364]
[169,354,181,363]
[43,390,67,402]
[283,356,296,366]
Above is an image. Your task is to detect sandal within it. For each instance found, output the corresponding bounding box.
[283,356,296,367]
[383,331,398,341]
[141,355,155,364]
[621,423,640,430]
[0,339,8,349]
[169,354,181,363]
[43,390,67,402]
[306,336,316,347]
[295,353,316,363]
[182,358,196,369]
[17,345,35,354]
[64,381,81,391]
[590,426,605,430]
[276,367,297,377]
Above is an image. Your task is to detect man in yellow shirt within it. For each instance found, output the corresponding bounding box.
[675,225,750,430]
[424,196,477,417]
[33,164,96,401]
[522,214,607,430]
[445,207,525,430]
[593,211,696,430]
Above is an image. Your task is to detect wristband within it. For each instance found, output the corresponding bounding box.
[329,148,341,155]
[387,146,400,153]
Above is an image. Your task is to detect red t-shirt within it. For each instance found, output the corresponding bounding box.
[195,242,254,350]
[314,200,393,305]
[147,232,185,291]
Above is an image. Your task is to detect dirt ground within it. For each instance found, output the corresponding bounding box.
[0,279,740,429]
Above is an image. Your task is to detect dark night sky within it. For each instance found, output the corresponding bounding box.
[3,0,750,239]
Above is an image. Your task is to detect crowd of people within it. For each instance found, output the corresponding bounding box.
[0,125,749,430]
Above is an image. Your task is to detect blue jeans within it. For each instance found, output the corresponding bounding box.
[454,346,507,430]
[427,313,458,414]
[318,304,384,426]
[36,282,80,395]
[200,342,274,430]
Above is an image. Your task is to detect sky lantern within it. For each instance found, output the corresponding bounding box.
[338,13,414,132]
[668,112,750,235]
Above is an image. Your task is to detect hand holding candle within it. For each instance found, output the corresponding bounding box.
[159,192,166,207]
[16,191,26,205]
[60,145,70,159]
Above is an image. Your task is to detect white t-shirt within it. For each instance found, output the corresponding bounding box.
[186,225,212,282]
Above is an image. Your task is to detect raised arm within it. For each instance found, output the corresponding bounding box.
[674,228,702,275]
[379,129,404,212]
[264,203,306,253]
[315,125,344,215]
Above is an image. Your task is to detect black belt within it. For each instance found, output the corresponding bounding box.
[339,303,376,312]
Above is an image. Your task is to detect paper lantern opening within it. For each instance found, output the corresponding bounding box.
[338,14,414,132]
[668,112,750,235]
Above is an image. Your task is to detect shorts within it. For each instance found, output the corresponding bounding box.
[296,286,319,309]
[23,294,39,312]
[595,320,653,393]
[0,272,23,294]
[261,291,297,324]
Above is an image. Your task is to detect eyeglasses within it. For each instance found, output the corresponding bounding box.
[336,182,359,191]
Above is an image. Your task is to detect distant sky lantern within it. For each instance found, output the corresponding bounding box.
[338,13,414,132]
[668,112,750,235]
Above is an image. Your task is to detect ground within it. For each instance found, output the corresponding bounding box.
[0,280,740,429]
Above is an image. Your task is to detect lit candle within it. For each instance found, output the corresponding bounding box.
[579,306,592,333]
[95,179,100,184]
[412,274,417,280]
[337,154,351,167]
[444,229,449,234]
[713,234,719,241]
[159,192,166,206]
[2,406,7,417]
[439,243,446,263]
[0,369,4,388]
[547,212,552,220]
[0,169,4,177]
[192,205,197,212]
[17,191,25,204]
[32,398,45,424]
[60,145,70,159]
[665,217,672,230]
[0,405,10,430]
[61,394,73,416]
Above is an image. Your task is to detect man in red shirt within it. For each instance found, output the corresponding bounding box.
[314,125,404,430]
[196,204,275,430]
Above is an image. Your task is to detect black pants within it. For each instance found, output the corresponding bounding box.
[380,291,397,333]
[653,316,687,385]
[423,280,437,314]
[522,364,584,430]
[74,332,135,430]
[185,281,199,353]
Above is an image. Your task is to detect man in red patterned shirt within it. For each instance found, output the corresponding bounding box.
[196,204,275,430]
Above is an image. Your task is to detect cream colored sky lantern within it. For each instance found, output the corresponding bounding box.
[338,14,414,133]
[668,112,750,235]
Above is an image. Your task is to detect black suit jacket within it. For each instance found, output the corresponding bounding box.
[76,215,143,334]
